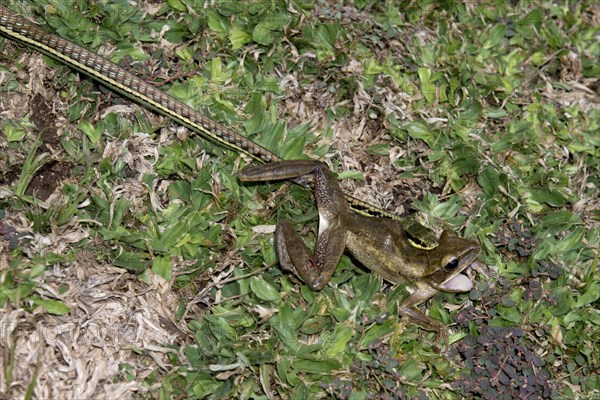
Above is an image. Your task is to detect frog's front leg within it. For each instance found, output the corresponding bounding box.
[240,161,349,290]
[399,285,449,345]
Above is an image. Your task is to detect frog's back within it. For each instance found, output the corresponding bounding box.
[343,214,413,283]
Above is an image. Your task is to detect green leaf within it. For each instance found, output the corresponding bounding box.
[528,188,566,208]
[250,276,280,302]
[574,282,599,308]
[252,21,281,46]
[431,196,463,219]
[404,121,432,142]
[358,319,396,348]
[486,108,508,119]
[153,220,189,253]
[111,198,130,228]
[281,135,306,160]
[337,170,365,181]
[166,0,187,12]
[348,391,368,400]
[3,120,28,142]
[485,24,506,48]
[477,166,500,195]
[540,211,581,230]
[417,67,432,83]
[453,152,480,176]
[367,143,390,156]
[300,317,328,335]
[33,298,71,315]
[230,26,251,50]
[363,58,384,75]
[292,358,341,373]
[418,68,435,103]
[323,323,353,357]
[152,255,172,281]
[113,251,149,272]
[207,10,228,36]
[6,282,35,302]
[205,315,237,342]
[271,303,302,353]
[496,304,521,324]
[556,227,585,253]
[207,58,227,84]
[315,23,338,49]
[191,378,221,398]
[398,358,426,382]
[519,8,542,30]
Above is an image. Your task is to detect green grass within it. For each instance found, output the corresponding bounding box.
[0,0,598,399]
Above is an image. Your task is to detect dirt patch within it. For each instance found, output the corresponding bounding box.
[0,47,72,196]
[25,160,72,201]
[30,93,61,149]
[0,90,71,200]
[25,93,71,201]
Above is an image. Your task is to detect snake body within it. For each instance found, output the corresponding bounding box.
[0,5,438,249]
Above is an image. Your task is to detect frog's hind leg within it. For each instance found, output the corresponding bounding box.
[239,160,348,290]
[275,218,345,290]
[240,160,325,183]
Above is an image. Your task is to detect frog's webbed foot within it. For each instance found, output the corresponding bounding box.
[240,160,349,290]
[399,304,450,350]
[435,327,450,352]
[399,287,450,349]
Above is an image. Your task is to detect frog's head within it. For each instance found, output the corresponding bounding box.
[424,230,480,293]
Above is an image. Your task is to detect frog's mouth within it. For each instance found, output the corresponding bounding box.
[438,273,473,292]
[428,271,473,292]
[430,249,479,292]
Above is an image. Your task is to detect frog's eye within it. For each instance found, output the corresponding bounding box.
[445,258,459,270]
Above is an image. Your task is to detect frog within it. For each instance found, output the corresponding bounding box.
[239,160,480,340]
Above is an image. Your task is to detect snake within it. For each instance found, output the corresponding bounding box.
[0,4,438,250]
